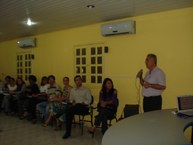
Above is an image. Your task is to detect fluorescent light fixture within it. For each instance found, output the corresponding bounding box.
[22,18,37,26]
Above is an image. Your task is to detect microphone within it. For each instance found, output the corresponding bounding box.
[136,69,143,78]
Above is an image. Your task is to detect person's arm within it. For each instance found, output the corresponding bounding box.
[84,88,92,105]
[102,91,118,107]
[15,84,26,95]
[143,81,166,90]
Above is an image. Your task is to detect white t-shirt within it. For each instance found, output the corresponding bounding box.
[39,84,50,93]
[142,67,166,97]
[8,84,17,92]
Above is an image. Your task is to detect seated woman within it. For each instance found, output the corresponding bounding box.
[42,77,72,130]
[37,75,60,122]
[10,77,26,115]
[54,77,72,130]
[88,78,118,135]
[1,77,17,114]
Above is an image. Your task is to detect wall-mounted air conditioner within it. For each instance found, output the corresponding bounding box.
[101,20,136,36]
[17,37,36,48]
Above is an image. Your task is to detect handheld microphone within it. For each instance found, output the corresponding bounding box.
[136,69,143,78]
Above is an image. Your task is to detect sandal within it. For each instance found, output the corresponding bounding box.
[42,123,48,127]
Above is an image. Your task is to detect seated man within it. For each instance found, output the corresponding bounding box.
[63,75,92,139]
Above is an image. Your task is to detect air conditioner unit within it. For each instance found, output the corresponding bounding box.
[101,20,136,36]
[17,37,36,48]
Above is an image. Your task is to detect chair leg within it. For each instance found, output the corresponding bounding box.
[81,116,84,135]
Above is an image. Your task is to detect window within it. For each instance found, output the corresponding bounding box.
[74,44,106,84]
[16,53,34,81]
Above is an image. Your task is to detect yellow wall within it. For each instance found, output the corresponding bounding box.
[0,7,193,116]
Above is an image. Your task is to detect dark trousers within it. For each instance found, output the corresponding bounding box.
[143,95,162,112]
[65,103,89,135]
[10,99,18,113]
[28,97,45,120]
[95,107,115,134]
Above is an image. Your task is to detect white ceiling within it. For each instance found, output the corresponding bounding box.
[0,0,193,42]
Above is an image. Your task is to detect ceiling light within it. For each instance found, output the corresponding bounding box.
[22,18,37,26]
[27,18,32,26]
[87,5,95,9]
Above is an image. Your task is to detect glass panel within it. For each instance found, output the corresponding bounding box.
[28,61,31,67]
[25,61,28,67]
[17,56,19,61]
[25,75,28,80]
[82,57,86,64]
[17,69,19,74]
[91,66,96,74]
[98,66,102,74]
[97,76,102,83]
[25,68,28,73]
[76,49,80,56]
[20,69,23,74]
[91,76,96,83]
[82,75,86,82]
[97,47,102,54]
[91,57,95,64]
[31,54,34,59]
[25,54,28,60]
[76,67,80,73]
[20,55,23,60]
[97,56,102,64]
[20,62,22,67]
[17,62,20,67]
[76,58,80,64]
[28,54,31,60]
[91,47,96,55]
[82,67,86,73]
[82,48,86,55]
[28,68,31,74]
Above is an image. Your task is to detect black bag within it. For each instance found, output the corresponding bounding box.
[123,104,139,118]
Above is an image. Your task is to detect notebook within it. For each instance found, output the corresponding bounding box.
[177,95,193,116]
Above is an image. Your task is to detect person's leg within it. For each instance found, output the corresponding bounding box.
[17,99,24,117]
[42,114,52,126]
[143,97,152,112]
[143,96,162,112]
[152,95,162,110]
[4,95,11,113]
[36,101,47,119]
[63,104,74,138]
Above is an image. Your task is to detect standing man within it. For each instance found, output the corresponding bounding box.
[63,75,92,139]
[137,54,166,112]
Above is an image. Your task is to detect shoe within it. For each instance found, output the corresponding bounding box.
[31,119,36,124]
[62,134,71,139]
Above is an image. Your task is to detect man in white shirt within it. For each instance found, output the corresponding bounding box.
[137,54,166,112]
[63,75,92,139]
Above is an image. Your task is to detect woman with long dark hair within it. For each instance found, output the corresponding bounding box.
[88,78,118,135]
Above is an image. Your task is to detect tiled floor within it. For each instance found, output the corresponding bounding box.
[0,112,103,145]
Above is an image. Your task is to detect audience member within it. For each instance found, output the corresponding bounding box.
[63,75,92,139]
[54,77,73,130]
[88,78,118,135]
[1,77,17,113]
[10,77,26,115]
[20,75,40,120]
[37,75,60,124]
